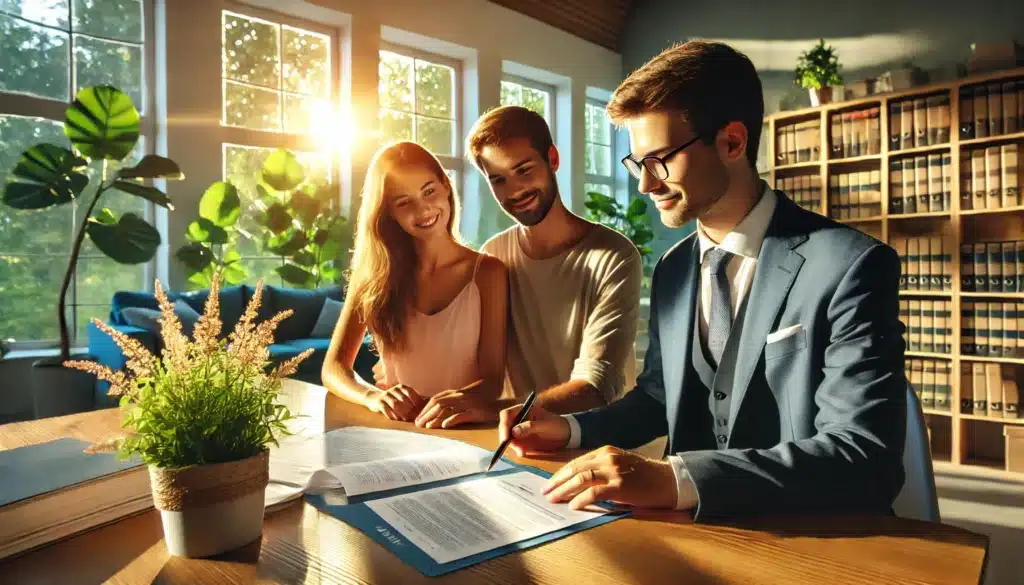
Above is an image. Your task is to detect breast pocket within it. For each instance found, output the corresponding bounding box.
[764,329,807,360]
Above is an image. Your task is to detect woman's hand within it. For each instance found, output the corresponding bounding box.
[367,384,426,421]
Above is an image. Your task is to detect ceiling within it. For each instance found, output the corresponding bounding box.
[488,0,637,52]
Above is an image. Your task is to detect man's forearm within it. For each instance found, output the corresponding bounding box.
[536,379,606,414]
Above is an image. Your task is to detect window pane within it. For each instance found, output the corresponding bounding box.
[0,0,68,28]
[587,103,611,145]
[222,11,279,88]
[75,256,143,307]
[74,35,143,110]
[240,257,282,288]
[379,108,412,144]
[500,81,521,107]
[75,304,113,341]
[72,0,142,43]
[521,87,548,120]
[416,116,453,156]
[584,183,613,197]
[281,25,329,97]
[415,59,453,118]
[0,115,71,256]
[284,93,325,135]
[0,254,64,341]
[0,14,69,100]
[378,51,412,112]
[223,80,280,131]
[585,143,612,176]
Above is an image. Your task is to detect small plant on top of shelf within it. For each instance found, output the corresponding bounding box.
[794,38,843,106]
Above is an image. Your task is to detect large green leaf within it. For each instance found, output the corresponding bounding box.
[176,242,215,272]
[186,218,228,244]
[119,155,183,180]
[290,191,322,227]
[276,263,314,287]
[263,202,292,234]
[199,181,241,227]
[261,149,304,191]
[188,269,214,289]
[86,209,161,264]
[2,144,89,209]
[220,247,247,285]
[112,180,172,209]
[64,85,141,160]
[626,198,647,219]
[292,250,317,267]
[266,229,308,256]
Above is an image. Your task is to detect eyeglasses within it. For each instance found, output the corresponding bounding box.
[621,135,701,181]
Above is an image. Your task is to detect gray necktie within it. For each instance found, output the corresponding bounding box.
[705,247,734,367]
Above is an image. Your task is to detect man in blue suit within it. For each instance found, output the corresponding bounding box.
[498,40,907,520]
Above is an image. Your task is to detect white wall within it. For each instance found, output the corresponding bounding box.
[158,0,624,288]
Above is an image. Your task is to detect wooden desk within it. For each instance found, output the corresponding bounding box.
[0,380,989,585]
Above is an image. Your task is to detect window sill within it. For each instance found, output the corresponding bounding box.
[3,347,89,361]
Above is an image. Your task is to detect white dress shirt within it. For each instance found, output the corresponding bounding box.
[565,183,778,511]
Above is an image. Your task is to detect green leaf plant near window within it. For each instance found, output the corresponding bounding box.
[584,191,655,283]
[175,180,250,290]
[1,85,181,363]
[251,149,348,289]
[794,38,843,106]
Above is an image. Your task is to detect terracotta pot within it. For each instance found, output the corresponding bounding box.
[809,86,833,107]
[148,450,269,558]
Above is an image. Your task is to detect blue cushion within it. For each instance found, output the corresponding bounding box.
[120,301,201,337]
[309,297,343,338]
[264,285,343,342]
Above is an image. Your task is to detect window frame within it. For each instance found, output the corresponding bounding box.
[378,41,463,175]
[583,97,615,200]
[500,74,555,130]
[217,3,342,288]
[0,0,156,349]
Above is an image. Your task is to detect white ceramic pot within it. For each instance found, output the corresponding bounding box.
[149,450,269,558]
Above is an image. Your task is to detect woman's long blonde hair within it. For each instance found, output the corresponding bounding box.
[346,141,461,353]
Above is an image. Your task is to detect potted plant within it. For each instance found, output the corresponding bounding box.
[175,180,250,290]
[584,190,655,290]
[1,85,182,418]
[795,39,844,106]
[65,275,312,558]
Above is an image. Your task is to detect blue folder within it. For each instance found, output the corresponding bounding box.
[305,462,627,577]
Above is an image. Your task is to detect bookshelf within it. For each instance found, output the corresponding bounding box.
[765,65,1024,481]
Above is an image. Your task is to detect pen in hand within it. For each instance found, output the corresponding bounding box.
[486,391,537,472]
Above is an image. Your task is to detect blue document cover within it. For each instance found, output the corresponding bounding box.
[0,438,143,507]
[306,463,627,577]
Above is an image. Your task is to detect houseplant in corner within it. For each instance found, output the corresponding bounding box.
[65,275,312,558]
[795,38,844,106]
[0,85,182,418]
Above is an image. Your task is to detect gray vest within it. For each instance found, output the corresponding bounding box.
[690,291,750,450]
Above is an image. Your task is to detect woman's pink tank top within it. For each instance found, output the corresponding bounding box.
[379,257,482,397]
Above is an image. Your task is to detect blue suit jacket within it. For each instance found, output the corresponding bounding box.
[575,193,907,521]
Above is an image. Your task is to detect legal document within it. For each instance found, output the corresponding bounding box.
[366,470,608,564]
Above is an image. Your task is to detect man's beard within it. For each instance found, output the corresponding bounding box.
[502,173,557,227]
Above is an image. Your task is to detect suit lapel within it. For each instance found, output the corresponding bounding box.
[663,236,699,446]
[727,197,808,428]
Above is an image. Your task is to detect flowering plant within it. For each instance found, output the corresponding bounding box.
[66,276,312,468]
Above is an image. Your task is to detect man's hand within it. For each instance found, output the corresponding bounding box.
[543,446,678,511]
[371,360,388,390]
[415,387,500,429]
[366,384,426,422]
[497,402,570,456]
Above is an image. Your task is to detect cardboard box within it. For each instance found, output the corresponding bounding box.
[967,42,1024,74]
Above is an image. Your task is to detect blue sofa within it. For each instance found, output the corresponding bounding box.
[87,284,378,409]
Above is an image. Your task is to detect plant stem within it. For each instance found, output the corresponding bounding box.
[57,161,110,362]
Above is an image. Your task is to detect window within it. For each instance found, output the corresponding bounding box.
[219,8,337,287]
[378,47,461,173]
[583,99,614,198]
[0,0,149,345]
[500,77,554,127]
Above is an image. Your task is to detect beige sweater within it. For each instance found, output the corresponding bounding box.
[482,223,642,403]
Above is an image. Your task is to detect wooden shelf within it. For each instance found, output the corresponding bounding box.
[961,204,1024,217]
[839,216,884,224]
[934,460,1023,481]
[960,291,1024,299]
[890,143,952,157]
[960,355,1024,366]
[889,210,952,219]
[906,351,953,359]
[774,161,821,171]
[827,154,882,165]
[900,290,954,297]
[923,408,954,417]
[959,130,1024,148]
[959,413,1024,426]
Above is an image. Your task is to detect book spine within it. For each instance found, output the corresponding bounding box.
[789,126,797,162]
[926,95,941,146]
[986,363,1003,417]
[902,100,915,149]
[976,302,990,357]
[989,302,1004,357]
[961,243,975,291]
[987,82,1002,138]
[895,237,908,290]
[936,362,951,411]
[842,112,853,158]
[777,127,787,165]
[942,152,953,212]
[890,101,903,151]
[962,300,976,355]
[890,160,903,214]
[831,114,842,159]
[960,151,973,211]
[1017,241,1024,293]
[922,360,936,408]
[972,149,987,210]
[988,241,1003,293]
[860,110,870,156]
[1004,242,1017,294]
[960,362,973,414]
[916,156,929,213]
[974,242,989,292]
[909,299,922,350]
[1019,298,1024,357]
[903,159,917,213]
[914,98,927,148]
[934,300,946,354]
[1005,81,1019,134]
[796,122,807,162]
[1018,79,1024,138]
[987,146,1002,210]
[829,174,839,218]
[868,107,881,155]
[869,169,881,217]
[922,300,935,353]
[811,119,821,161]
[839,173,850,218]
[1003,302,1017,358]
[1005,379,1020,419]
[972,363,986,415]
[973,85,989,139]
[908,238,921,291]
[938,93,951,144]
[945,300,954,353]
[930,236,943,291]
[1003,143,1020,208]
[959,87,974,139]
[928,154,943,212]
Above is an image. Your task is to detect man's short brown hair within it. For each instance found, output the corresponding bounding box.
[465,106,554,169]
[607,40,764,167]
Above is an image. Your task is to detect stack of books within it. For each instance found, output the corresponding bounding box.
[777,174,821,213]
[828,170,883,218]
[961,240,1024,292]
[775,119,821,165]
[959,79,1024,139]
[891,236,955,291]
[905,358,952,411]
[830,107,881,158]
[961,363,1021,419]
[0,438,152,560]
[900,299,954,354]
[889,93,952,150]
[961,301,1023,358]
[962,145,1020,211]
[889,154,954,214]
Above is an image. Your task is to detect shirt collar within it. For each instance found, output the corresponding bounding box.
[697,181,777,264]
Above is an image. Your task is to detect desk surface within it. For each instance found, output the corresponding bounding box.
[0,380,989,585]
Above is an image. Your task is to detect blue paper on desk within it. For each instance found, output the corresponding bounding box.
[305,462,626,577]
